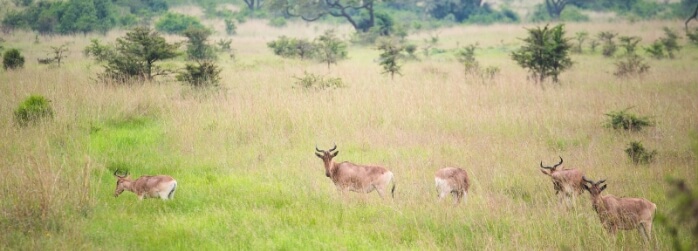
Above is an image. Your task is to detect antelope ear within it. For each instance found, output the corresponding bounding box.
[600,184,607,192]
[315,153,323,159]
[331,151,339,157]
[540,169,550,176]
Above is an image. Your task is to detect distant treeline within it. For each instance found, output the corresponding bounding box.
[1,0,696,35]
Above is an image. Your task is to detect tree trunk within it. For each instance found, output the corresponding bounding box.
[686,4,698,32]
[545,0,566,21]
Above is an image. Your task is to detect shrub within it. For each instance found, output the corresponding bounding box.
[3,48,25,70]
[217,39,232,52]
[455,43,479,74]
[155,13,206,34]
[224,18,237,35]
[315,30,347,69]
[83,39,115,62]
[618,36,641,56]
[510,24,573,84]
[14,95,54,127]
[614,54,650,78]
[572,31,588,54]
[598,31,617,57]
[376,37,405,79]
[645,40,665,59]
[176,61,221,88]
[268,17,287,27]
[687,27,698,46]
[267,36,301,58]
[625,141,657,165]
[604,107,654,131]
[292,71,345,90]
[660,27,681,59]
[183,27,215,61]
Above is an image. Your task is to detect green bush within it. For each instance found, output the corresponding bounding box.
[155,13,206,34]
[176,61,221,88]
[3,48,25,70]
[645,40,665,59]
[224,18,237,35]
[455,43,479,74]
[625,141,657,165]
[268,17,287,27]
[687,27,698,46]
[598,31,617,57]
[510,24,573,84]
[14,95,54,127]
[604,107,654,131]
[614,54,650,78]
[292,71,345,90]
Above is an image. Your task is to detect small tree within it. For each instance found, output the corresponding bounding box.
[645,41,665,59]
[511,24,573,84]
[660,27,681,59]
[176,61,221,88]
[598,31,617,57]
[99,27,180,82]
[614,55,650,78]
[625,141,657,165]
[687,27,698,46]
[572,31,588,54]
[604,107,654,131]
[224,18,237,35]
[83,39,115,62]
[45,43,69,67]
[455,43,479,74]
[315,30,348,69]
[376,37,405,79]
[183,27,215,61]
[3,48,25,70]
[618,36,641,56]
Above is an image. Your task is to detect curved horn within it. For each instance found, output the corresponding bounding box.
[553,156,563,168]
[582,176,593,183]
[315,145,322,153]
[113,169,127,178]
[597,179,606,185]
[540,161,552,169]
[329,143,337,152]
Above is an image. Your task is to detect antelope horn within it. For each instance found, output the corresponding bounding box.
[582,176,593,183]
[540,161,552,169]
[329,143,337,152]
[315,145,322,153]
[553,156,563,168]
[113,169,126,178]
[597,179,606,185]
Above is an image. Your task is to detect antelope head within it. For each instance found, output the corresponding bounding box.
[113,169,132,197]
[540,156,564,176]
[315,144,338,177]
[582,176,607,196]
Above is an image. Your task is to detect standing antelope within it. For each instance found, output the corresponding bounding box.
[114,170,178,200]
[582,177,657,242]
[539,157,586,207]
[435,167,471,204]
[314,145,396,198]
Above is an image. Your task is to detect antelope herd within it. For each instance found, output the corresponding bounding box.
[111,147,657,243]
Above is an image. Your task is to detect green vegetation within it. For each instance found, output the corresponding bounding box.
[511,24,573,84]
[314,30,348,69]
[183,27,215,61]
[455,43,479,74]
[598,31,618,57]
[604,107,654,131]
[155,13,206,35]
[267,36,316,60]
[376,37,405,79]
[614,54,650,78]
[14,95,53,127]
[292,71,345,90]
[625,141,657,165]
[176,61,221,88]
[2,48,24,70]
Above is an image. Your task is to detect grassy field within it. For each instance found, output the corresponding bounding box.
[1,14,697,250]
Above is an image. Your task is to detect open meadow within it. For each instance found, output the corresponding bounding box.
[1,13,697,250]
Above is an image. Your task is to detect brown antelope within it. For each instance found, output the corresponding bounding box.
[314,145,396,198]
[539,157,585,207]
[435,167,471,204]
[114,170,177,200]
[582,177,657,242]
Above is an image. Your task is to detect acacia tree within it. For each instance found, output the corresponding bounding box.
[243,0,263,12]
[268,0,379,33]
[315,30,348,69]
[100,27,179,82]
[511,24,573,84]
[376,37,404,79]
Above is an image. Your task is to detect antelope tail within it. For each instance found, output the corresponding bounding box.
[168,182,177,199]
[391,178,396,199]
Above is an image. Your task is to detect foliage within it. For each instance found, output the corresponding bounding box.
[660,27,682,59]
[267,36,316,60]
[224,18,237,35]
[155,13,206,34]
[604,107,654,131]
[97,27,180,83]
[4,0,117,34]
[376,37,405,79]
[618,36,641,56]
[614,54,650,78]
[687,26,698,46]
[83,39,115,62]
[39,43,70,67]
[314,30,348,69]
[589,39,599,52]
[404,43,419,60]
[644,40,666,59]
[598,31,617,57]
[1,10,28,33]
[269,0,381,33]
[422,34,439,58]
[510,24,573,84]
[625,141,657,165]
[183,27,216,61]
[3,48,25,70]
[216,39,232,52]
[529,3,589,22]
[268,17,287,27]
[571,31,588,54]
[176,61,221,88]
[455,43,479,74]
[14,95,53,127]
[292,71,345,90]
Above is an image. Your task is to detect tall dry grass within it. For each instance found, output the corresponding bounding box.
[1,18,696,250]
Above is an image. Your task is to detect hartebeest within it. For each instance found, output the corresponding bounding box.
[539,157,586,207]
[114,170,177,200]
[435,167,471,204]
[582,177,657,242]
[314,145,396,198]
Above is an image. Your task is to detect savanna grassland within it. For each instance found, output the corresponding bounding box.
[1,9,698,250]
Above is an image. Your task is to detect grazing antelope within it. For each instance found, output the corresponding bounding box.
[435,167,471,204]
[582,177,657,242]
[539,157,586,207]
[113,170,177,200]
[314,145,396,198]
